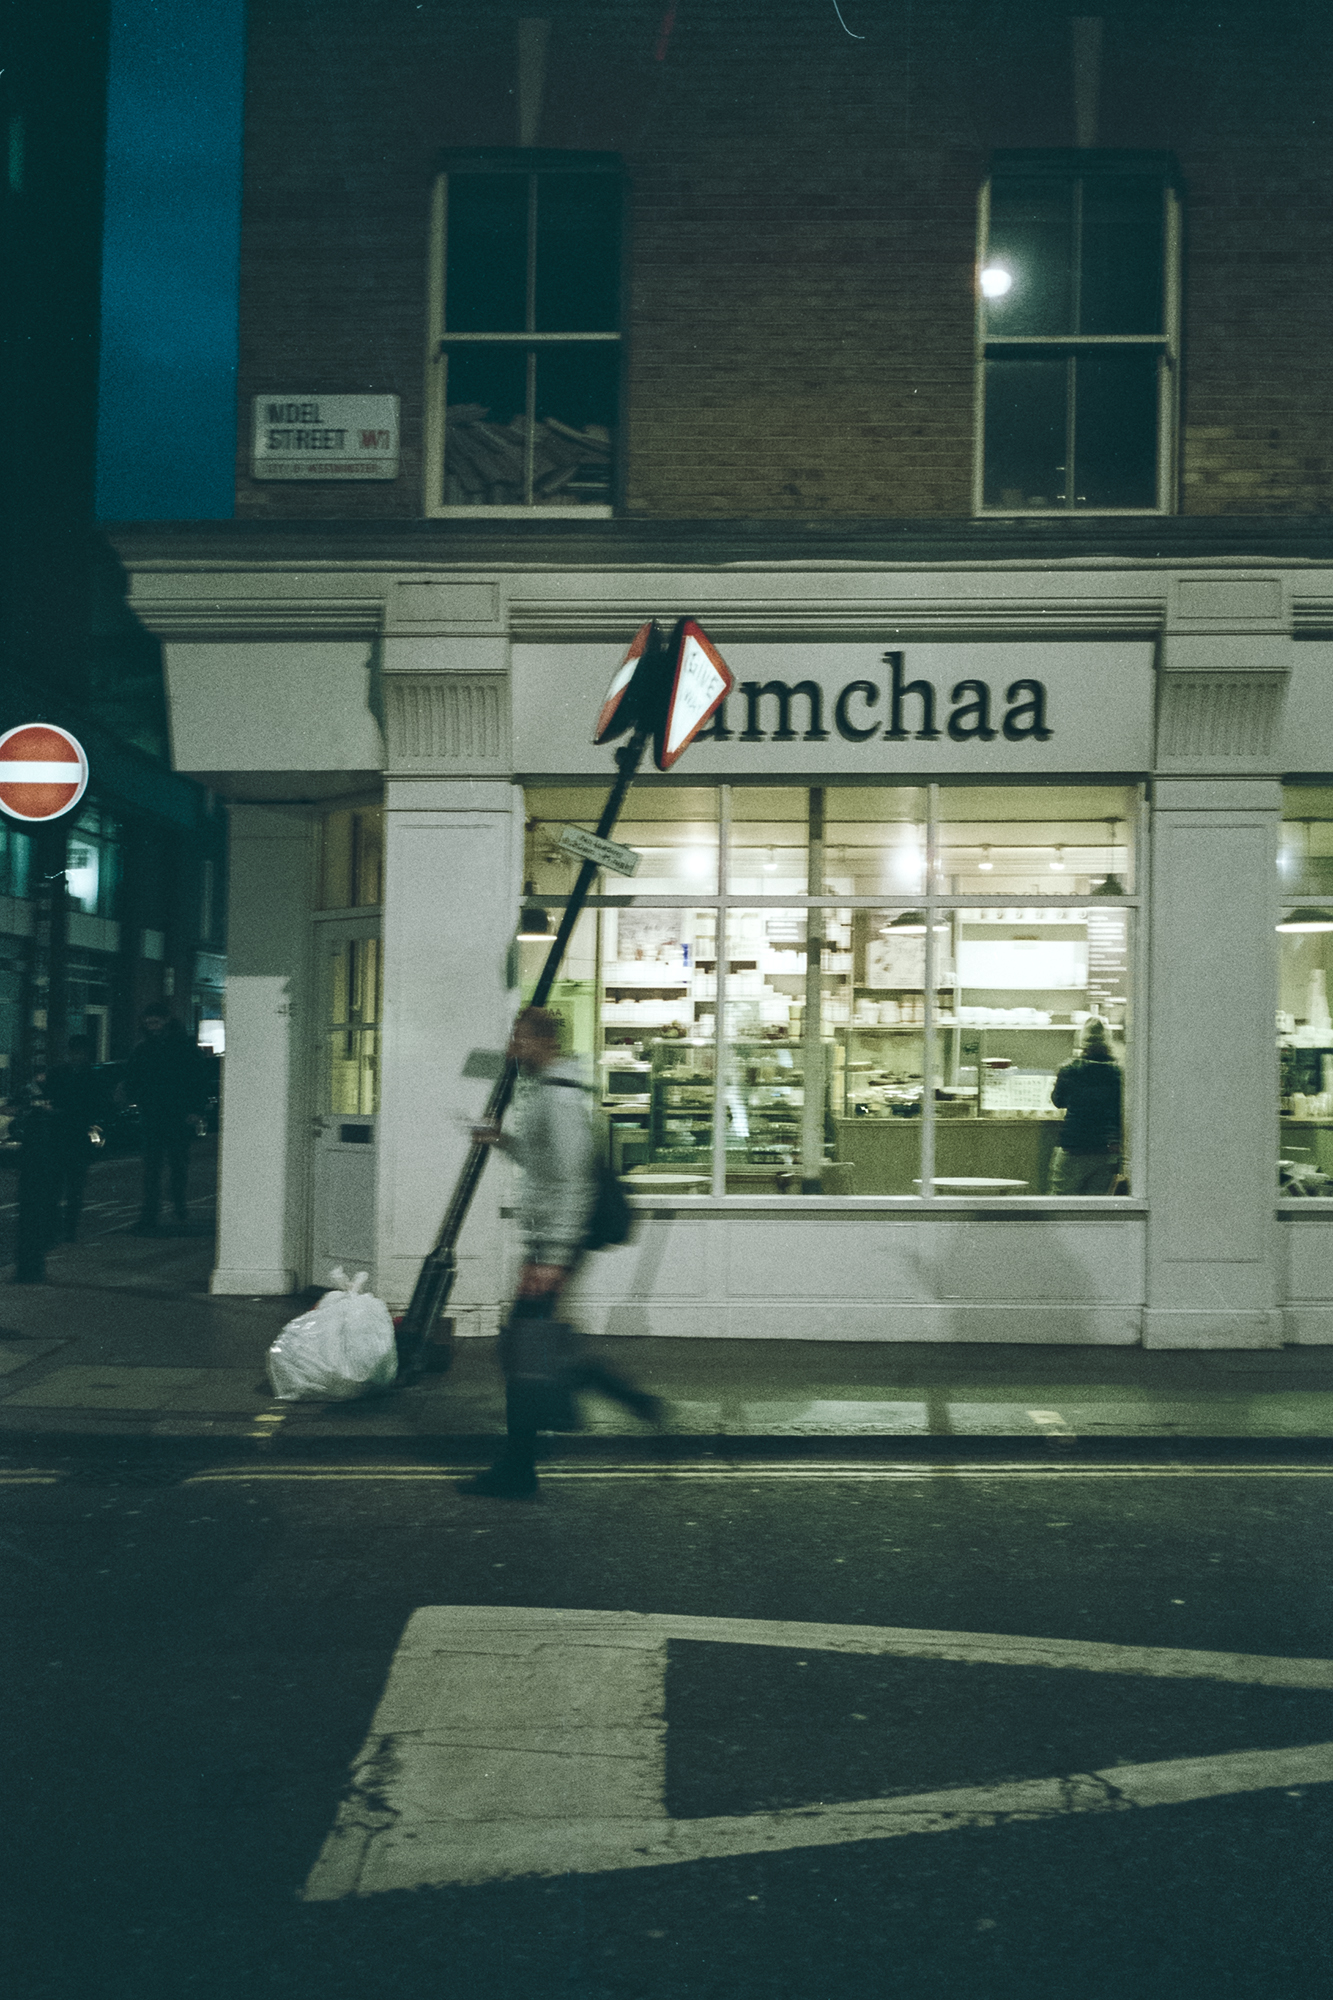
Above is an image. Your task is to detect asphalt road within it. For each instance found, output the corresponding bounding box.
[3,1452,1332,1999]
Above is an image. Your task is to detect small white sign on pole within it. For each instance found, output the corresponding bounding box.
[558,825,641,877]
[251,395,399,480]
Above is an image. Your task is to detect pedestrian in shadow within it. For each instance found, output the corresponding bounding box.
[46,1034,109,1241]
[459,1005,661,1499]
[125,1004,204,1233]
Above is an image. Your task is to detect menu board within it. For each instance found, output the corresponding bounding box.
[1086,908,1129,1018]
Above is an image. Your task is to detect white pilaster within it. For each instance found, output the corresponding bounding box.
[211,805,316,1295]
[376,779,522,1318]
[1143,779,1282,1347]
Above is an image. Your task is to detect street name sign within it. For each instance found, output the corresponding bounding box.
[0,723,89,822]
[655,618,735,770]
[558,825,641,876]
[251,394,400,480]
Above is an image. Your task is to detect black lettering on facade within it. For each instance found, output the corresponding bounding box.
[883,651,940,741]
[834,679,881,741]
[739,680,829,742]
[947,679,998,742]
[1002,678,1052,742]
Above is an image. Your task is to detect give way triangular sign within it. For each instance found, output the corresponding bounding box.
[654,619,734,771]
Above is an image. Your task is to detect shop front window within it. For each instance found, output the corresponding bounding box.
[1278,789,1333,1196]
[521,782,1139,1198]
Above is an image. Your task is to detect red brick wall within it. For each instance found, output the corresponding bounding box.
[235,0,1333,520]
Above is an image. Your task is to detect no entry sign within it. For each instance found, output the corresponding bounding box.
[0,723,89,823]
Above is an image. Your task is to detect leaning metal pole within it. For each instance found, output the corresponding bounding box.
[394,715,653,1376]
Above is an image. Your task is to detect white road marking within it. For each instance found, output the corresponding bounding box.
[303,1606,1333,1899]
[186,1463,1333,1484]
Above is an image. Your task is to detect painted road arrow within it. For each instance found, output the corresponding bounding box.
[304,1606,1333,1898]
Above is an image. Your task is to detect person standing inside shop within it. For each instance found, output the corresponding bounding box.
[125,1004,204,1232]
[1049,1018,1123,1195]
[46,1034,109,1241]
[460,1005,661,1499]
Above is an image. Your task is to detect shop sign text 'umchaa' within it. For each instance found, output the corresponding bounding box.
[698,652,1051,747]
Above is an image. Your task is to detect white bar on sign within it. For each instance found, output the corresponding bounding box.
[0,763,83,781]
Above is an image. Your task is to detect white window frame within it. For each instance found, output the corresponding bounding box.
[424,155,623,520]
[972,156,1181,518]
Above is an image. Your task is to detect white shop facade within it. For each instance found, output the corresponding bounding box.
[118,540,1333,1348]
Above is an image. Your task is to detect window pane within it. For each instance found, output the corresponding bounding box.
[534,174,621,332]
[1080,180,1163,336]
[825,906,927,1193]
[445,174,528,332]
[825,789,929,897]
[935,786,1136,894]
[984,180,1074,335]
[526,787,718,895]
[945,907,1129,1194]
[1073,350,1158,508]
[1278,791,1333,899]
[596,907,718,1183]
[532,345,616,505]
[444,346,528,505]
[320,808,384,909]
[722,909,839,1192]
[983,355,1067,509]
[1279,924,1333,1194]
[728,788,810,894]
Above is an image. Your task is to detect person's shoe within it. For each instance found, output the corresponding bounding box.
[456,1466,539,1499]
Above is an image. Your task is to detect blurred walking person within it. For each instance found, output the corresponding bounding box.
[45,1034,109,1241]
[126,1004,203,1232]
[460,1006,660,1498]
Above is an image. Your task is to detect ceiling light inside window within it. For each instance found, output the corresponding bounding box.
[1049,847,1065,871]
[978,846,994,872]
[980,264,1013,298]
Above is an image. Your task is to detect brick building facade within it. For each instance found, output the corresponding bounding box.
[112,0,1333,1348]
[231,0,1332,523]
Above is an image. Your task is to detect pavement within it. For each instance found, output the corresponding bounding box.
[4,1141,1333,1456]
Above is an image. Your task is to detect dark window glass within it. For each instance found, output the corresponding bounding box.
[444,346,529,505]
[983,356,1067,509]
[445,174,528,332]
[984,182,1074,336]
[1080,181,1163,335]
[532,346,617,504]
[1073,350,1159,506]
[534,176,621,332]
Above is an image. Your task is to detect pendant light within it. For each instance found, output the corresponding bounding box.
[517,881,551,939]
[1277,909,1333,933]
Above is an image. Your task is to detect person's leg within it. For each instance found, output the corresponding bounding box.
[138,1129,165,1226]
[569,1357,663,1423]
[168,1126,191,1221]
[458,1381,540,1496]
[63,1148,89,1239]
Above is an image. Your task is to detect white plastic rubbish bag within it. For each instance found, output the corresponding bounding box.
[266,1268,398,1401]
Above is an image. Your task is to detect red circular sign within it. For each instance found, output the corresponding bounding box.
[0,723,90,822]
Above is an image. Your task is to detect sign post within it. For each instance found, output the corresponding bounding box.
[395,619,733,1375]
[0,723,90,1284]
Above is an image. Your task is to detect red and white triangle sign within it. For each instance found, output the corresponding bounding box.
[594,621,658,745]
[655,620,733,770]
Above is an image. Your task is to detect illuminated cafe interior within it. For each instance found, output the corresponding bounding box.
[516,784,1136,1198]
